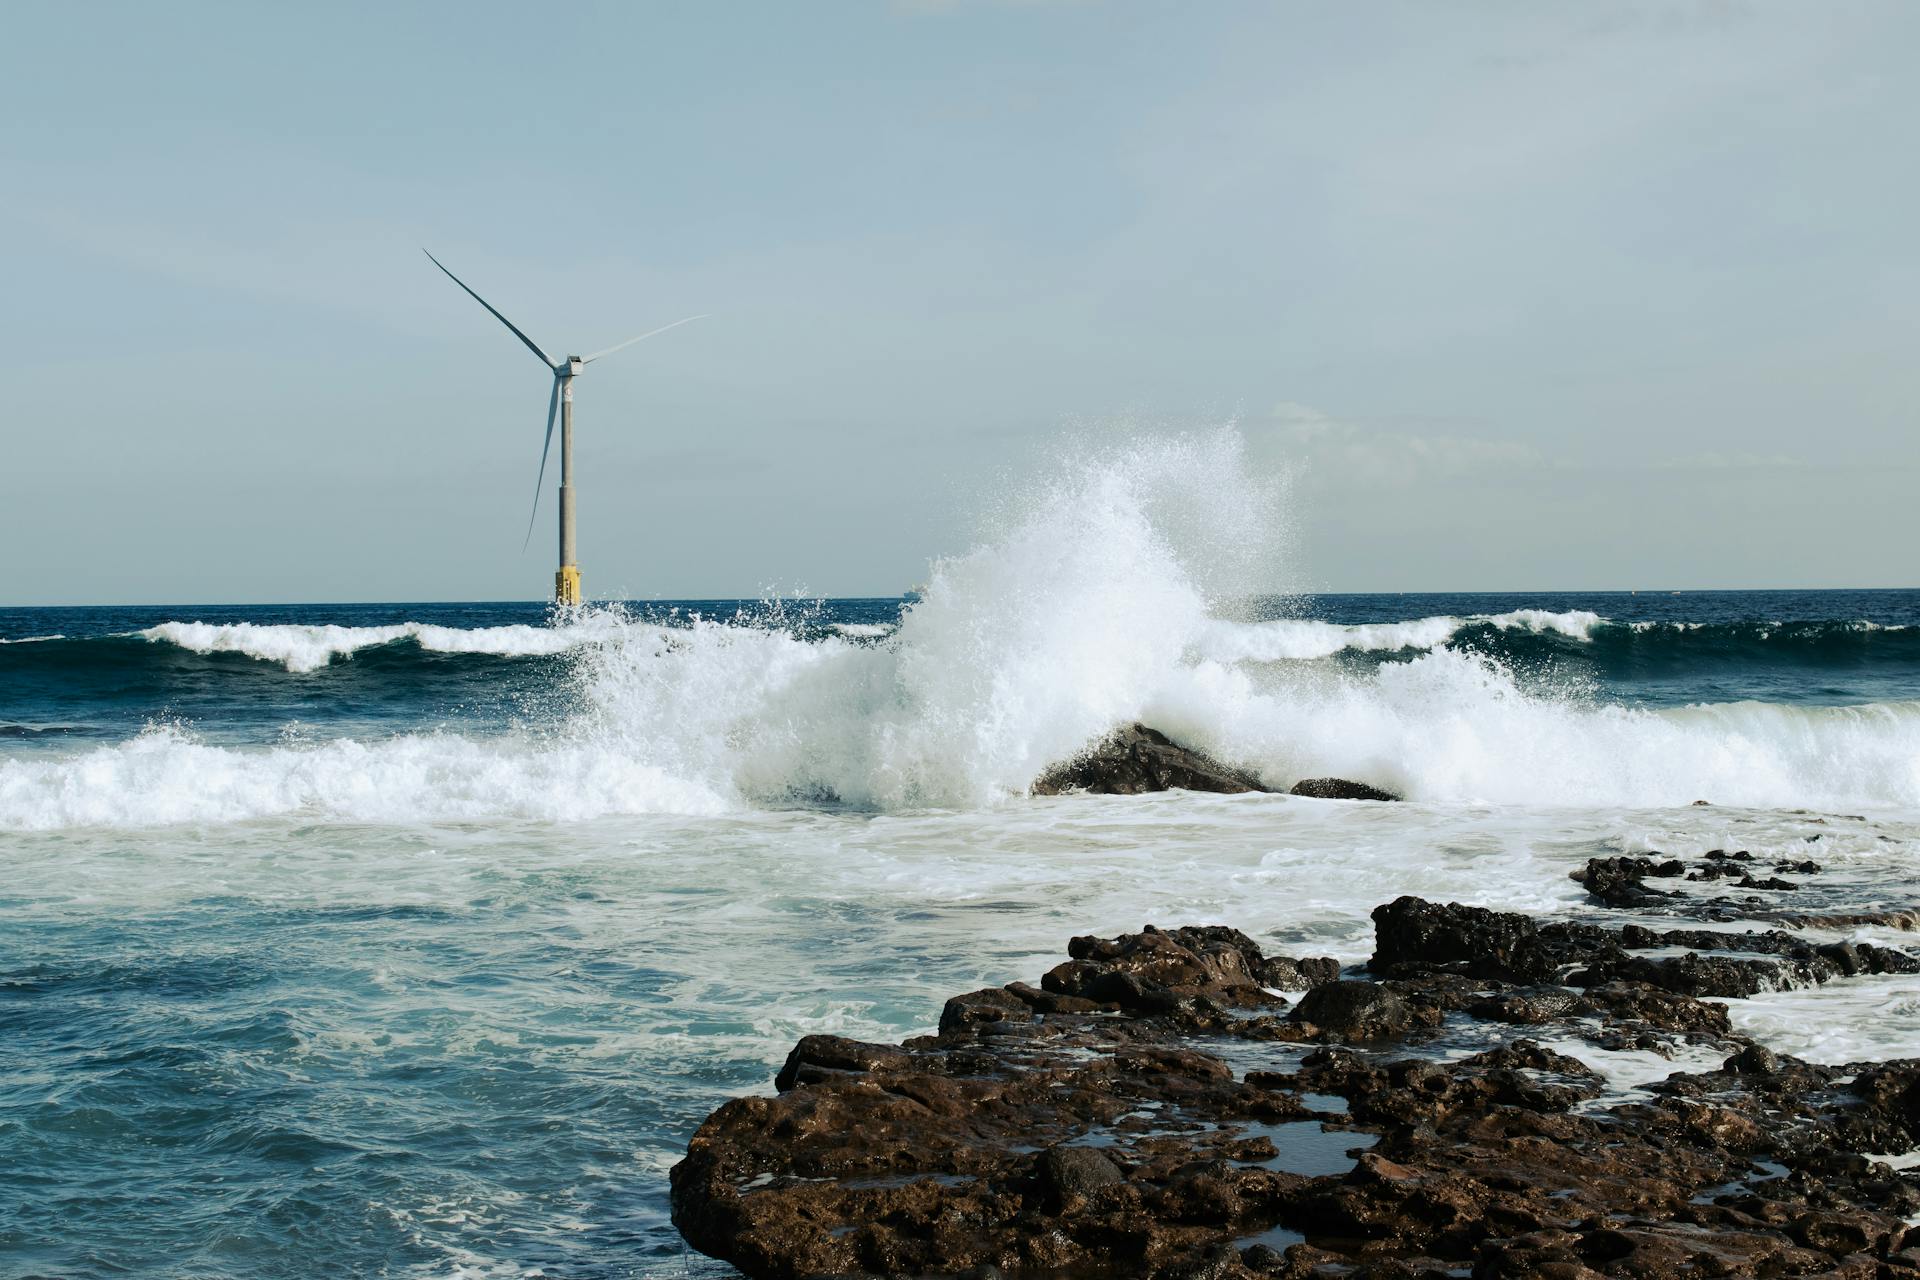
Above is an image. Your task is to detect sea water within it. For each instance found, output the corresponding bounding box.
[4,432,1919,1276]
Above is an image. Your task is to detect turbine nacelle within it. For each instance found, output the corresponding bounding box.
[563,357,585,378]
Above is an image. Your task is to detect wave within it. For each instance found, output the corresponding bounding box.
[5,429,1920,829]
[9,610,1908,680]
[0,724,731,829]
[135,618,628,673]
[1200,613,1919,665]
[1198,610,1605,662]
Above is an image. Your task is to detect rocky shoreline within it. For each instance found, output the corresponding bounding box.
[672,835,1920,1279]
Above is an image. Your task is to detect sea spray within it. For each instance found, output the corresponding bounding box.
[6,429,1920,828]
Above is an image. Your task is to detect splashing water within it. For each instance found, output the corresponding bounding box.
[5,426,1920,1278]
[5,428,1920,829]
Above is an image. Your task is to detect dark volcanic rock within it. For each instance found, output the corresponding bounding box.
[1374,896,1920,1001]
[1036,1144,1124,1205]
[1573,848,1867,925]
[1032,724,1270,796]
[674,903,1920,1279]
[1572,855,1686,908]
[1369,895,1610,984]
[1291,980,1413,1041]
[1258,955,1342,991]
[1287,777,1401,802]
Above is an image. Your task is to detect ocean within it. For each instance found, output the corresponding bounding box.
[4,438,1919,1277]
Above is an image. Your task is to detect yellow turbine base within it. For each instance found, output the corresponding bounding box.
[555,566,582,607]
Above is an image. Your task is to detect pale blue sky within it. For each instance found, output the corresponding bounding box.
[2,1,1915,603]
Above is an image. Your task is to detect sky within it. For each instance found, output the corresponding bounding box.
[1,0,1915,604]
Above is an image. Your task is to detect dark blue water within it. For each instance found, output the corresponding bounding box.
[0,599,908,750]
[1306,589,1920,707]
[4,592,1917,754]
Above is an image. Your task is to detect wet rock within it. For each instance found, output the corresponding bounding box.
[1724,1044,1782,1074]
[939,986,1037,1035]
[1288,777,1400,802]
[773,1034,914,1092]
[674,897,1920,1280]
[1571,855,1685,908]
[1258,955,1342,991]
[1032,724,1270,796]
[1369,895,1608,984]
[1044,924,1288,1017]
[1292,980,1413,1041]
[1036,1144,1124,1206]
[1468,986,1590,1025]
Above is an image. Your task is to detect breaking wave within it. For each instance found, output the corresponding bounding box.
[1197,610,1604,662]
[137,617,624,673]
[5,429,1920,829]
[14,609,1905,679]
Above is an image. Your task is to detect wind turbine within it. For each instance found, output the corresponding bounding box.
[425,249,705,606]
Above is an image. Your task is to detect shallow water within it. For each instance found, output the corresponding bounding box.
[7,796,1917,1276]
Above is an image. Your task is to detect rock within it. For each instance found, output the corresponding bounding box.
[1258,955,1342,991]
[1369,896,1603,984]
[674,897,1920,1280]
[1571,855,1686,908]
[1724,1044,1781,1074]
[1032,724,1269,796]
[1469,987,1589,1025]
[1037,1144,1124,1205]
[773,1034,913,1092]
[939,986,1035,1035]
[1292,980,1413,1040]
[1288,777,1400,801]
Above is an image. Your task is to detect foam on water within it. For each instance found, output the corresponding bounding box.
[8,430,1920,830]
[1730,971,1920,1064]
[0,723,732,830]
[139,616,627,673]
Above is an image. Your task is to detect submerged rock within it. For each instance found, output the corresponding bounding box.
[1572,855,1686,908]
[672,899,1920,1278]
[1287,777,1400,802]
[1032,724,1270,796]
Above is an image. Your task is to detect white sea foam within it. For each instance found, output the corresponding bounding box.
[138,617,624,673]
[0,723,731,830]
[1730,972,1920,1065]
[8,428,1920,830]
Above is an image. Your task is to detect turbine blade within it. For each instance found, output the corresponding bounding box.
[523,377,562,552]
[424,249,560,370]
[581,314,709,364]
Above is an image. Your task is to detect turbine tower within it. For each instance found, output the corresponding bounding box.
[425,250,705,606]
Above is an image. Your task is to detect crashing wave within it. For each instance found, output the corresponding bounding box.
[137,617,626,673]
[7,429,1920,829]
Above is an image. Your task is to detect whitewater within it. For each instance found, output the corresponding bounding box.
[4,430,1919,1277]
